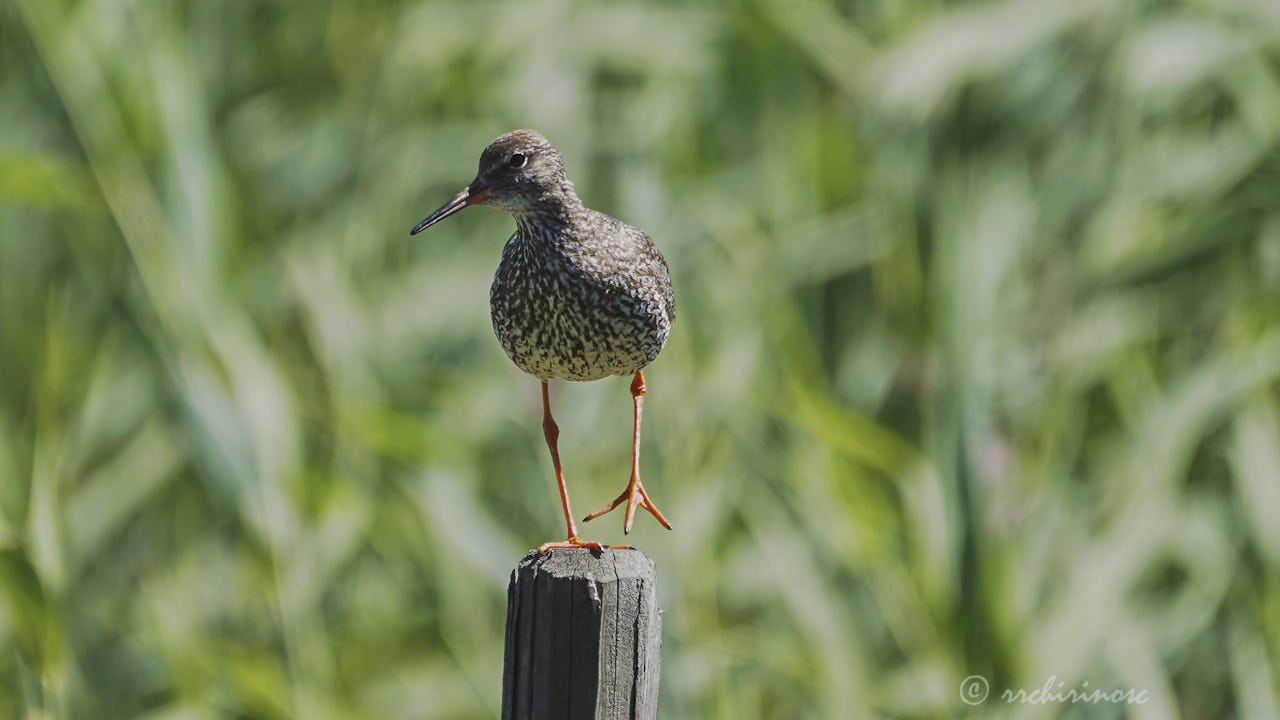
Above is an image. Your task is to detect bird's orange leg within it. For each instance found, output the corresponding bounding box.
[582,370,673,534]
[536,381,605,553]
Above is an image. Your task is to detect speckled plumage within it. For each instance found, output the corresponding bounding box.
[492,203,674,381]
[411,129,677,544]
[473,130,675,381]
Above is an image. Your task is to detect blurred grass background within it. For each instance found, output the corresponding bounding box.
[3,0,1280,717]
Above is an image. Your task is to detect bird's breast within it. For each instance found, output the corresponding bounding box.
[489,236,672,382]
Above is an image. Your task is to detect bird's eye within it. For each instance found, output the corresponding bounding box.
[507,153,528,169]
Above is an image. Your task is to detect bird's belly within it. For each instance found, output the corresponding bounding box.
[490,280,670,382]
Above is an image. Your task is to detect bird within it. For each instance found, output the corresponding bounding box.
[410,129,674,553]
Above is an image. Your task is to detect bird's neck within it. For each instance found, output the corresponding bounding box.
[510,184,586,244]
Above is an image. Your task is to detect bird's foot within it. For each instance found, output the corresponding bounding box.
[582,473,672,534]
[536,536,606,554]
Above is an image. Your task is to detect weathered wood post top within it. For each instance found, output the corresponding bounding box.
[502,548,662,720]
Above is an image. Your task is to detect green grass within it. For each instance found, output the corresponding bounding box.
[3,0,1280,717]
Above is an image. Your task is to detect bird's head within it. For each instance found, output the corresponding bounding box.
[411,129,574,235]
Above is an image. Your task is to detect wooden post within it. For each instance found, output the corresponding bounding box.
[502,548,661,720]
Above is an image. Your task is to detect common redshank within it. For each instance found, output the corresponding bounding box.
[410,129,674,552]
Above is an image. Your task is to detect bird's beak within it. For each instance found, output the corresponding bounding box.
[410,178,490,235]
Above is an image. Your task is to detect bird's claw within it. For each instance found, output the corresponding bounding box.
[536,536,606,554]
[582,474,672,534]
